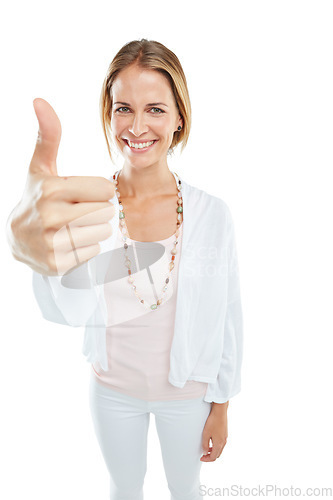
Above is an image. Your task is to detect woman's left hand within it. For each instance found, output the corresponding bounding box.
[200,408,228,462]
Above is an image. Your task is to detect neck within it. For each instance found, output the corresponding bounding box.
[117,164,177,200]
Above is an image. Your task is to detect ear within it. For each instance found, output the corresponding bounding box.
[175,114,183,132]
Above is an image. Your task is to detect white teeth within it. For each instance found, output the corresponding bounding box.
[128,140,155,149]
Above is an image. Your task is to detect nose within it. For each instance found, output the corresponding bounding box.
[128,112,149,137]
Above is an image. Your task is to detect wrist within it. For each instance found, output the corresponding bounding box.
[211,401,229,414]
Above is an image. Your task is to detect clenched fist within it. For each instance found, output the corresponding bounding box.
[6,98,116,276]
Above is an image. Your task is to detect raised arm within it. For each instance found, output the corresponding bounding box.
[6,98,116,325]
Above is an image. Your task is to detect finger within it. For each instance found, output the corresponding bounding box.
[30,98,62,176]
[44,203,115,230]
[52,222,112,253]
[201,436,211,456]
[54,243,101,276]
[200,446,213,458]
[38,175,116,206]
[200,445,222,462]
[55,176,116,203]
[204,442,225,462]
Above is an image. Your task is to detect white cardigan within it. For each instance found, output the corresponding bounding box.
[32,173,244,404]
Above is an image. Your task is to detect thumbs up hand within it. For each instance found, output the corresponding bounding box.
[6,98,116,276]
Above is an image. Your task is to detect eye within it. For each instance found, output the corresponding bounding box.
[150,107,165,114]
[115,107,130,113]
[114,106,165,114]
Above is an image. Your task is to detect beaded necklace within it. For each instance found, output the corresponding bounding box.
[112,169,183,310]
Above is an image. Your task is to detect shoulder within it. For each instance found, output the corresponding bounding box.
[181,177,232,220]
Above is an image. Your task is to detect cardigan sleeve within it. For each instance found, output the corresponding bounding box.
[32,259,100,327]
[203,206,244,404]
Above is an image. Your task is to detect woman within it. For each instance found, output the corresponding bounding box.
[7,39,243,500]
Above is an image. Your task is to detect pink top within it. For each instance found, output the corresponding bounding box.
[91,222,208,401]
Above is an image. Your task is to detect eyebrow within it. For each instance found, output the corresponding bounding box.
[113,101,169,107]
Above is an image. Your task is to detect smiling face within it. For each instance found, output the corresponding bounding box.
[110,64,183,170]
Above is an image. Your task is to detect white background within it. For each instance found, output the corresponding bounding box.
[1,1,333,498]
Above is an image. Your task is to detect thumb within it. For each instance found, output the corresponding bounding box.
[29,97,62,176]
[202,436,210,454]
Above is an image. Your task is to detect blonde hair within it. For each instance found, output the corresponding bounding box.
[99,38,192,164]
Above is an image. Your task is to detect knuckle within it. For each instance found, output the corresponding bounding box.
[35,195,47,215]
[106,222,113,237]
[38,207,52,229]
[42,229,55,251]
[106,202,115,215]
[46,253,58,274]
[94,242,101,255]
[40,177,61,200]
[106,180,116,199]
[39,206,61,230]
[35,198,57,230]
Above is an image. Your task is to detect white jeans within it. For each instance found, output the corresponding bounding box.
[89,373,212,500]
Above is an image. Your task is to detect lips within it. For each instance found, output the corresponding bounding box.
[123,139,158,151]
[123,139,157,144]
